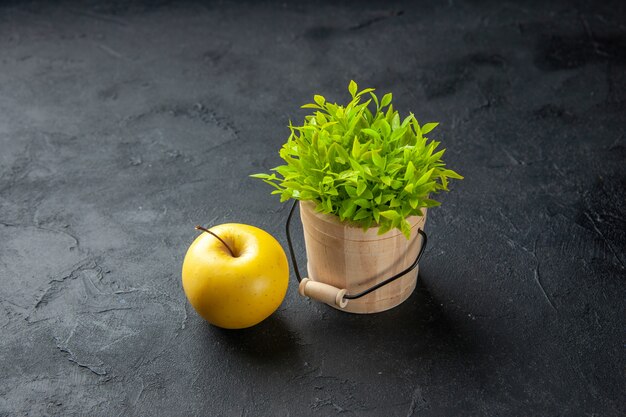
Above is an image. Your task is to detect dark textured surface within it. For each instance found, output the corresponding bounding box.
[1,1,625,416]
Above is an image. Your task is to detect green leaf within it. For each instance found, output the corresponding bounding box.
[401,114,413,128]
[422,198,441,207]
[353,208,370,221]
[379,193,393,204]
[421,122,439,135]
[378,221,392,236]
[360,189,373,200]
[391,113,400,130]
[428,149,446,164]
[380,93,392,108]
[357,88,375,96]
[385,104,395,123]
[356,181,367,196]
[400,218,411,239]
[249,173,271,179]
[442,169,464,179]
[369,92,379,109]
[360,128,380,141]
[415,168,435,186]
[323,198,333,212]
[301,103,324,110]
[331,143,351,166]
[411,117,422,140]
[314,95,326,107]
[340,200,357,220]
[440,175,449,191]
[371,151,385,169]
[345,185,358,197]
[380,210,399,220]
[348,80,357,97]
[404,161,416,181]
[391,126,408,142]
[338,170,358,182]
[351,137,361,158]
[279,192,292,202]
[349,158,365,175]
[321,121,338,130]
[379,119,391,140]
[373,208,380,223]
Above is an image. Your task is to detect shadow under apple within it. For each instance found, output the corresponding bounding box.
[203,313,304,366]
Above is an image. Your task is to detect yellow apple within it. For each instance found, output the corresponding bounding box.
[182,223,289,329]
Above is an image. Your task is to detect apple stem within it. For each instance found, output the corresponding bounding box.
[195,226,236,257]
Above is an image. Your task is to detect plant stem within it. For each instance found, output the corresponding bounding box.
[195,226,235,257]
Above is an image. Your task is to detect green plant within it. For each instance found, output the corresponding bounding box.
[251,80,463,238]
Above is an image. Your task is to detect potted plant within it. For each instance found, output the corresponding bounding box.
[252,81,462,313]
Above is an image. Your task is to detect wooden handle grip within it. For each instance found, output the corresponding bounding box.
[298,278,348,309]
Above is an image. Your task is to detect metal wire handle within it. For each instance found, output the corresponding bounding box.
[285,200,428,300]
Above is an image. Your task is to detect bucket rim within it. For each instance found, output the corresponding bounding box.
[299,200,427,242]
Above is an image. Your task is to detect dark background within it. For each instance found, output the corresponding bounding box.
[0,1,624,416]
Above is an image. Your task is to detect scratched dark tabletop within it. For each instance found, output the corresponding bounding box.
[1,1,625,416]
